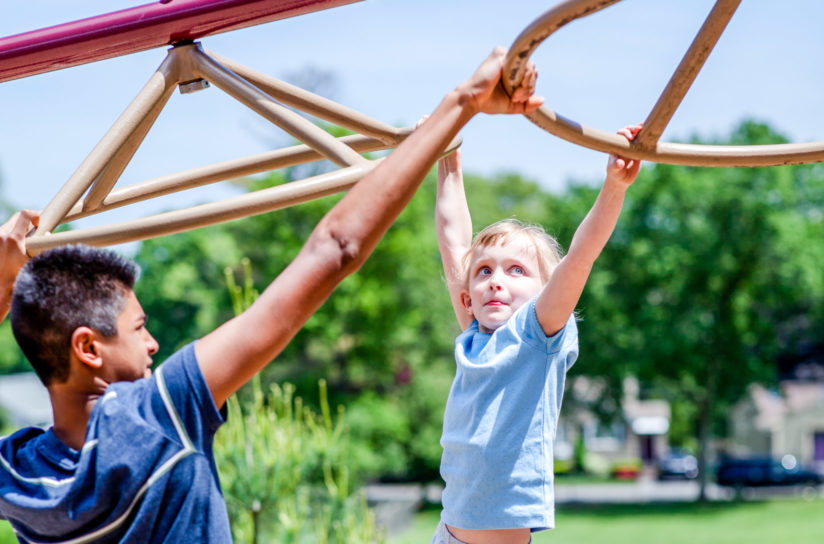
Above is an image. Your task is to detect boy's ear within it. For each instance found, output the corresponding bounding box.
[459,291,473,315]
[71,327,103,369]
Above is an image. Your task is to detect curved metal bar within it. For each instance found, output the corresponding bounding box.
[0,0,361,84]
[503,0,620,92]
[503,0,824,167]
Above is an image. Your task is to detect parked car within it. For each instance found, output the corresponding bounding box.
[657,449,699,480]
[716,455,824,488]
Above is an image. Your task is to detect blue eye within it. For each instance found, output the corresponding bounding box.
[478,266,491,276]
[511,266,524,275]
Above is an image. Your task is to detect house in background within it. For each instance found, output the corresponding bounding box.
[728,380,824,473]
[0,372,52,429]
[555,376,671,474]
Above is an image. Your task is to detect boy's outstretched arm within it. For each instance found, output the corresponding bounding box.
[196,47,544,408]
[436,149,475,330]
[535,124,642,336]
[0,210,39,322]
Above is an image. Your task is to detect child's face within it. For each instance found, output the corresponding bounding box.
[462,237,545,333]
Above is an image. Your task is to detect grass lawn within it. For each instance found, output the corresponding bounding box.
[0,522,14,544]
[390,498,824,544]
[4,498,821,543]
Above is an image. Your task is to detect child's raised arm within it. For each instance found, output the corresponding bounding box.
[435,58,539,330]
[535,124,642,336]
[195,47,543,408]
[436,149,474,329]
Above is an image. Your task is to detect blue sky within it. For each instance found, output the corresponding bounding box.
[1,0,822,243]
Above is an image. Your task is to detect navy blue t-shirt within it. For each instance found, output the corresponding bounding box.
[0,342,231,543]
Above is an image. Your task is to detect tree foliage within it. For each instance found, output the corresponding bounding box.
[573,121,824,495]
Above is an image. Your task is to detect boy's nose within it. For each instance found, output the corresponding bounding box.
[146,333,159,355]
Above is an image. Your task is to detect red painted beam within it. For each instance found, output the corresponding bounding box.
[0,0,361,84]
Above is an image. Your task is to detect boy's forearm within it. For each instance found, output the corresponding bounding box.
[323,88,477,268]
[197,88,479,407]
[0,210,39,322]
[0,286,11,322]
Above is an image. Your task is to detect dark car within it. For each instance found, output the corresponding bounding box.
[716,455,824,488]
[657,449,699,480]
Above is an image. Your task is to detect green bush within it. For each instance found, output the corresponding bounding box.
[215,260,384,543]
[215,377,383,543]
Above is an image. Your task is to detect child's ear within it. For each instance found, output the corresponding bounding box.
[460,291,473,316]
[71,327,103,370]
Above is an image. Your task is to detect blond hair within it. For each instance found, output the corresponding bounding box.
[461,219,563,288]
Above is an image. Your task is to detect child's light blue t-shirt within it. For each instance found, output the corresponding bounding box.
[439,296,578,531]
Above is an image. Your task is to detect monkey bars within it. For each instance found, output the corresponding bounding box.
[4,1,459,254]
[23,41,459,254]
[11,0,822,253]
[503,0,824,167]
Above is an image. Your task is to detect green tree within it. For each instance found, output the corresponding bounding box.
[573,121,824,498]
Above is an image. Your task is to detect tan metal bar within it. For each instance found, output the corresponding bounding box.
[83,73,177,211]
[187,45,367,167]
[503,0,622,92]
[635,0,741,149]
[28,163,377,254]
[62,128,461,223]
[63,131,413,221]
[36,53,179,235]
[39,131,460,249]
[207,51,404,146]
[522,109,824,166]
[503,0,824,167]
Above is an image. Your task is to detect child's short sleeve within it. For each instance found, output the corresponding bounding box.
[510,297,579,370]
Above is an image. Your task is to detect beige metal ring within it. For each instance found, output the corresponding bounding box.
[503,0,824,167]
